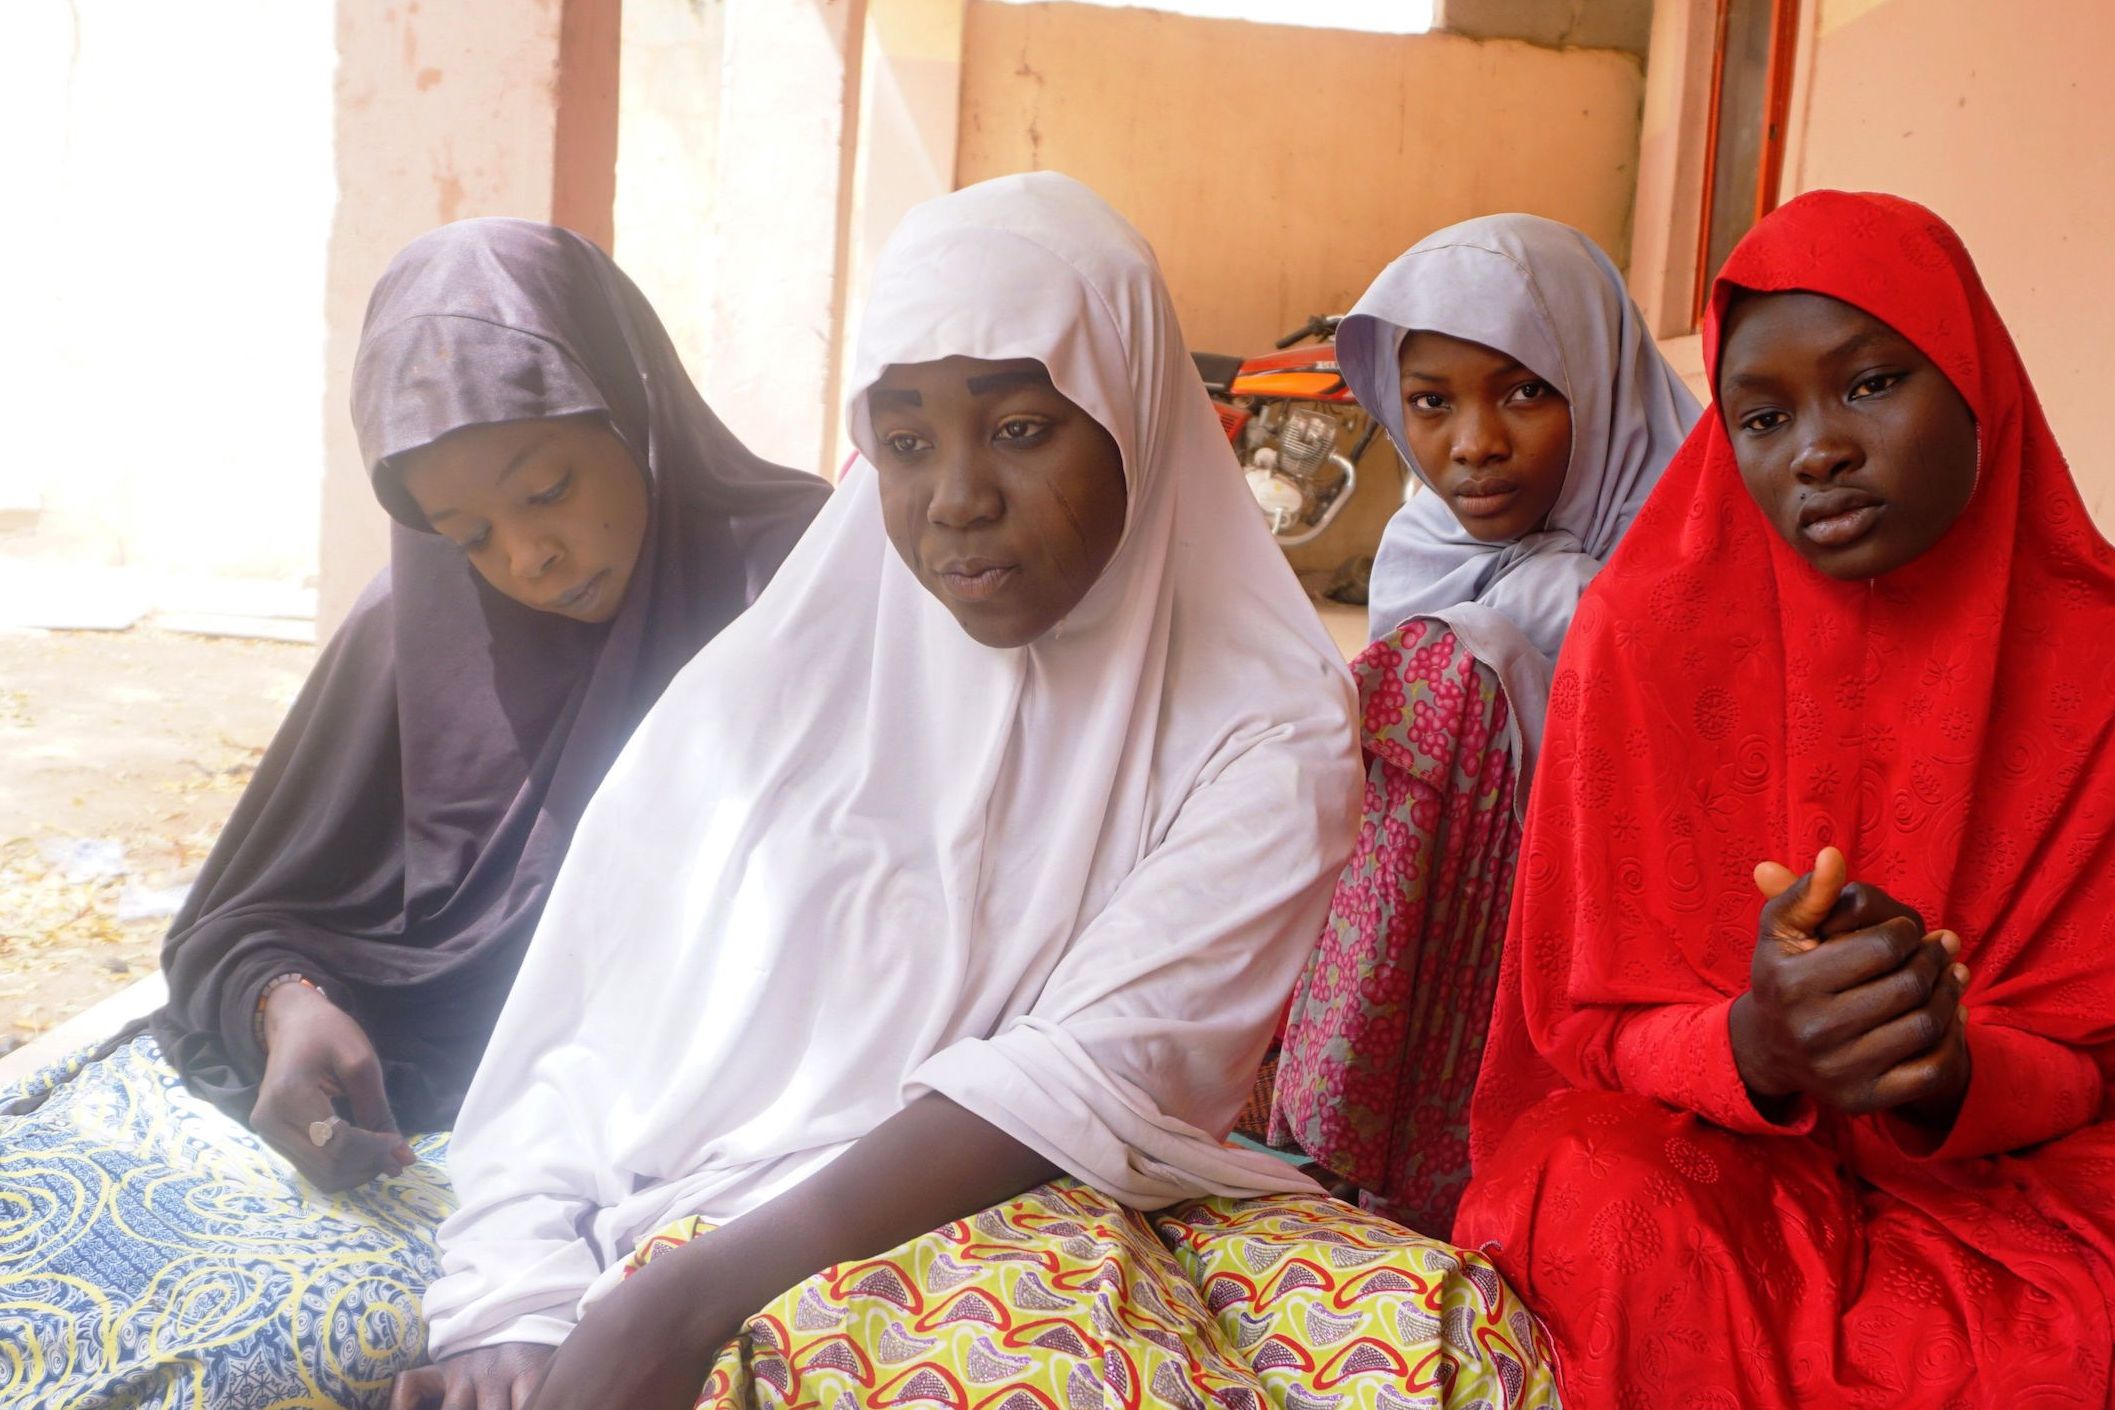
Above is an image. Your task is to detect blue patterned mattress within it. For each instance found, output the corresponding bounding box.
[0,1035,452,1409]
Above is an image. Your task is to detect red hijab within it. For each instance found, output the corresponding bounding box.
[1472,191,2115,1193]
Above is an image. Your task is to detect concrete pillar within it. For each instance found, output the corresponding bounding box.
[1627,0,1718,339]
[620,0,957,482]
[612,0,730,391]
[317,0,622,634]
[832,0,968,470]
[690,0,871,477]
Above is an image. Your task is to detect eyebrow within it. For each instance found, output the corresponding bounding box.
[1826,328,1894,362]
[495,439,543,485]
[1401,357,1529,384]
[1723,327,1900,392]
[421,436,544,524]
[966,368,1053,395]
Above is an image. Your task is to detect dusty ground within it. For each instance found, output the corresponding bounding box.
[0,626,314,1052]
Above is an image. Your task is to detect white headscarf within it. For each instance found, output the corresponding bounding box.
[1341,214,1699,787]
[423,173,1361,1356]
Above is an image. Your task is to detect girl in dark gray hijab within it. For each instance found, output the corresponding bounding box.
[0,219,826,1409]
[156,218,828,1179]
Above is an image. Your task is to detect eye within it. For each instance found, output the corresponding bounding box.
[1848,371,1905,401]
[1405,392,1448,414]
[457,526,492,553]
[1739,409,1790,436]
[1509,381,1555,405]
[880,431,928,457]
[527,470,573,506]
[994,417,1049,445]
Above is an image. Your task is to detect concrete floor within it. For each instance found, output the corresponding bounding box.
[1316,600,1365,661]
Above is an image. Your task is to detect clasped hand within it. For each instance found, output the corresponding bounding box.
[1732,845,1971,1123]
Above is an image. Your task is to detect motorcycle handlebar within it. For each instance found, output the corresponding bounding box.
[1274,314,1341,349]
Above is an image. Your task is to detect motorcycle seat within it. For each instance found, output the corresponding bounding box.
[1190,350,1243,395]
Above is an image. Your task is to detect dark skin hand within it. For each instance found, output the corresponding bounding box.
[251,981,417,1192]
[1732,846,1972,1125]
[392,1095,1061,1410]
[388,1344,552,1410]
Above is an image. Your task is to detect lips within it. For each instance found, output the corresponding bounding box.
[1450,476,1521,520]
[551,569,609,614]
[1797,488,1886,549]
[934,558,1017,603]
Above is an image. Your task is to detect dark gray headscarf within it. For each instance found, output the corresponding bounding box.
[152,220,829,1130]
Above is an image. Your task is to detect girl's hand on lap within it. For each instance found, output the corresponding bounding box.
[524,1235,736,1410]
[1734,847,1969,1115]
[251,982,418,1191]
[389,1344,553,1410]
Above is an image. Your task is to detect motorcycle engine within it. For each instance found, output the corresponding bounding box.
[1271,406,1341,483]
[1242,404,1345,535]
[1245,450,1307,532]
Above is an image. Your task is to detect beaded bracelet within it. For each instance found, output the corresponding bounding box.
[253,973,325,1049]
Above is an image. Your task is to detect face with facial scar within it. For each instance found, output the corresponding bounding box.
[867,356,1128,647]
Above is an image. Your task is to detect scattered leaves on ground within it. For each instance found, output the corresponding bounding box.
[0,750,259,1049]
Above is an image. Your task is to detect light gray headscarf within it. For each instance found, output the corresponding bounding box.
[1340,214,1699,797]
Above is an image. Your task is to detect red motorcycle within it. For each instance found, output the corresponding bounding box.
[1194,314,1381,547]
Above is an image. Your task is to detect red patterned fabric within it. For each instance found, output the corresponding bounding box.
[1458,190,2115,1407]
[1272,618,1520,1235]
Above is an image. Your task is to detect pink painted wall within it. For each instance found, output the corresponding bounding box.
[958,2,1646,358]
[1786,0,2115,528]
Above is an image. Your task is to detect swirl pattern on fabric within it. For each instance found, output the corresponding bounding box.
[627,1181,1555,1410]
[0,1038,452,1409]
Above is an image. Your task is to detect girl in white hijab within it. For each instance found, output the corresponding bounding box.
[1272,215,1698,1238]
[394,175,1556,1410]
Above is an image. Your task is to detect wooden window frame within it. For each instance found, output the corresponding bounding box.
[1690,0,1804,326]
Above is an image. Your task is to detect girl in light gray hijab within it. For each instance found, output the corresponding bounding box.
[1269,215,1697,1236]
[1341,213,1700,772]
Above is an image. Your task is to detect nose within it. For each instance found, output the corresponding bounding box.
[504,526,564,582]
[1449,400,1511,468]
[1790,415,1864,483]
[926,447,1003,529]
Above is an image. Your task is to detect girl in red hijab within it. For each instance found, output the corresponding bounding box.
[1456,190,2115,1406]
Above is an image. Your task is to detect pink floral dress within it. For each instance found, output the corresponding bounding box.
[1270,617,1521,1236]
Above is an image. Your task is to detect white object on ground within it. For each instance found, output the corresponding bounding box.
[116,881,192,922]
[38,837,128,882]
